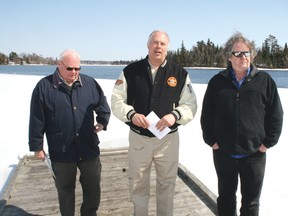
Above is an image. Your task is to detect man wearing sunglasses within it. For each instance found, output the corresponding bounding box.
[200,33,283,216]
[29,49,111,216]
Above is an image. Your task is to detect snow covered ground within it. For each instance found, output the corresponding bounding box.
[0,74,287,215]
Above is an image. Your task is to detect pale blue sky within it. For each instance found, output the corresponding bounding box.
[1,0,287,61]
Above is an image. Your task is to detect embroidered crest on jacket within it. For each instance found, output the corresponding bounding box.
[167,77,177,87]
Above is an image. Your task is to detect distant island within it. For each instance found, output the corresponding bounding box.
[1,34,288,69]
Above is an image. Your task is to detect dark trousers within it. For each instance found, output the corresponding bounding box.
[213,150,266,216]
[52,157,101,216]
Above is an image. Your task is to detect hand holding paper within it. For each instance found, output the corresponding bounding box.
[146,111,171,139]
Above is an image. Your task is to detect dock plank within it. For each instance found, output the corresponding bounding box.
[0,149,217,216]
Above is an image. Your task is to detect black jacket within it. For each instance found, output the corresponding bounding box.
[124,57,188,136]
[29,70,111,162]
[200,64,283,155]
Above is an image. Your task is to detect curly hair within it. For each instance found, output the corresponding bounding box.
[223,32,257,66]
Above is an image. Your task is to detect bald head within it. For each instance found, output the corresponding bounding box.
[59,49,81,62]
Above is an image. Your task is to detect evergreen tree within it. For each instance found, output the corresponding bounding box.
[0,53,6,64]
[1,35,287,68]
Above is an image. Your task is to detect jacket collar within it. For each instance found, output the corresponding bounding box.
[145,55,167,68]
[52,68,82,88]
[220,63,259,79]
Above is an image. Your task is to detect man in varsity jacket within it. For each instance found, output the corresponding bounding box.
[111,30,197,216]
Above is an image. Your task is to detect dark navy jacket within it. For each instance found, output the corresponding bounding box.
[201,64,283,155]
[29,70,111,162]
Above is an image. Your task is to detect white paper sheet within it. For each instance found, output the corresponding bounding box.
[146,111,171,139]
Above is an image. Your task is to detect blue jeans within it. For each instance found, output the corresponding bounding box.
[52,157,101,216]
[213,150,266,216]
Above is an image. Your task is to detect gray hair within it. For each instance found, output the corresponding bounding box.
[223,32,257,64]
[147,30,170,46]
[59,49,81,61]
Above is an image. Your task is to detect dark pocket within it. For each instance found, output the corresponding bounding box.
[47,133,65,152]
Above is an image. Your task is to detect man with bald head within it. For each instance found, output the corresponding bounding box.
[29,49,111,216]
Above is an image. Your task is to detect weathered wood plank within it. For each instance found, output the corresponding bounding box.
[0,149,217,216]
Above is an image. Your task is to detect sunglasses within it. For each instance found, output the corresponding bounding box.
[231,51,251,58]
[60,61,81,71]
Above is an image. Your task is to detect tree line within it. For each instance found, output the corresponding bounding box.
[1,35,287,68]
[167,35,288,68]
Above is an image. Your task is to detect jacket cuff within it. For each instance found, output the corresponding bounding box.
[171,110,181,121]
[127,110,136,121]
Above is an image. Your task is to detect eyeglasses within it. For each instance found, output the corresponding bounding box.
[231,51,251,58]
[60,61,81,71]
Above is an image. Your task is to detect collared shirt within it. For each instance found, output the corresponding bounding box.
[57,71,81,89]
[230,67,251,89]
[148,59,167,83]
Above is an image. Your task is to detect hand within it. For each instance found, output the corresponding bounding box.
[212,142,219,150]
[94,123,104,133]
[34,150,45,160]
[156,114,175,132]
[259,143,268,152]
[131,113,150,129]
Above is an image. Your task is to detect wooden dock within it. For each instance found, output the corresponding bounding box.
[0,148,218,216]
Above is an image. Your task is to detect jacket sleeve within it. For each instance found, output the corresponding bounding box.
[94,80,111,130]
[111,72,135,122]
[262,78,283,148]
[174,75,197,125]
[200,80,217,146]
[28,84,45,152]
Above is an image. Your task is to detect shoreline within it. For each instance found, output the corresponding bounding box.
[1,64,288,71]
